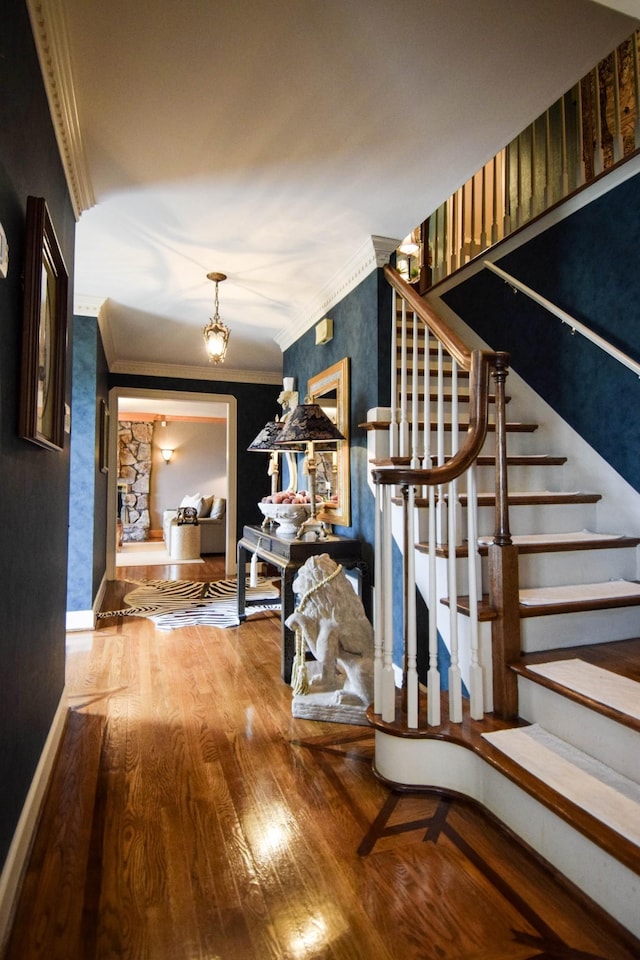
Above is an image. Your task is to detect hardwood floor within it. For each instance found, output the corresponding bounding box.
[4,557,639,959]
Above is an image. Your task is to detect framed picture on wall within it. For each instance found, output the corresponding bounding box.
[99,399,110,473]
[18,196,69,451]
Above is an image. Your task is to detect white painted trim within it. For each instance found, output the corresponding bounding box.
[107,388,238,579]
[65,608,93,631]
[276,235,400,352]
[0,691,68,952]
[108,359,282,385]
[25,0,94,219]
[65,559,107,632]
[80,301,282,383]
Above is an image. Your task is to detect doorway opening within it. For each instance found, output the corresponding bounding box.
[107,387,237,579]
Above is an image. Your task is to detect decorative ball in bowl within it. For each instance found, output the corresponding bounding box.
[258,495,313,537]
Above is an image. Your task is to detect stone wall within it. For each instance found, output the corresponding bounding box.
[118,420,154,541]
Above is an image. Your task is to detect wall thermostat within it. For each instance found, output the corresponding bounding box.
[315,317,333,345]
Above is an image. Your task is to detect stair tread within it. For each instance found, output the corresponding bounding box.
[482,723,640,849]
[516,657,640,726]
[521,579,640,607]
[446,581,640,618]
[479,530,640,549]
[359,420,537,431]
[418,531,640,558]
[447,491,602,505]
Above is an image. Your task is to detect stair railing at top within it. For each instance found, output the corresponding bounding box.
[408,30,640,294]
[372,265,519,731]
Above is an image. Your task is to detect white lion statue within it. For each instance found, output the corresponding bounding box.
[285,554,374,707]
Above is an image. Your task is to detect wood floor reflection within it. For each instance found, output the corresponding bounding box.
[5,558,639,959]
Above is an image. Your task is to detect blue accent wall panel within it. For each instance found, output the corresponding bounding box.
[0,0,75,868]
[442,171,640,493]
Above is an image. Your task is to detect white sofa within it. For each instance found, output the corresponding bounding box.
[163,493,226,555]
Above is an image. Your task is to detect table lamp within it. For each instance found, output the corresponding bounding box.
[276,401,345,539]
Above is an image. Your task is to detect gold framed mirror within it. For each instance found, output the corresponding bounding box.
[307,357,350,528]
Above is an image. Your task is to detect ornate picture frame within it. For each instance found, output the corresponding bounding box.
[308,357,350,527]
[19,196,69,451]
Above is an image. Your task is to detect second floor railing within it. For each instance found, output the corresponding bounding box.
[397,29,640,292]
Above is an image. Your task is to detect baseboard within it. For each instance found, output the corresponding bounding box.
[0,690,68,952]
[65,572,108,633]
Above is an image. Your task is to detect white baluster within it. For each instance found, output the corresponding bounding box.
[389,289,398,458]
[427,482,441,726]
[399,299,409,458]
[436,343,447,545]
[466,463,484,720]
[373,481,384,713]
[382,484,396,723]
[406,485,418,728]
[447,477,462,724]
[450,358,462,547]
[447,357,462,723]
[411,311,420,469]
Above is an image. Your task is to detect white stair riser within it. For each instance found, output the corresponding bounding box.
[517,547,639,589]
[521,606,640,652]
[517,677,640,782]
[469,463,566,490]
[374,732,640,940]
[421,548,637,595]
[413,500,598,540]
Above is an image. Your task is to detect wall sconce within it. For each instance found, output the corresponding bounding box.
[161,448,174,464]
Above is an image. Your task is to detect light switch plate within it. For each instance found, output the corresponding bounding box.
[0,222,8,279]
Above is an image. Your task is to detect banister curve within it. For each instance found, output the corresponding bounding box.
[372,350,495,487]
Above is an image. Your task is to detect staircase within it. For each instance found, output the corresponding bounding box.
[364,265,640,941]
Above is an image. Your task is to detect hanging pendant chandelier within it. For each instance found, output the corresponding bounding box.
[203,271,230,363]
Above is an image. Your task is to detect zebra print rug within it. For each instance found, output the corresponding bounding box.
[97,577,280,630]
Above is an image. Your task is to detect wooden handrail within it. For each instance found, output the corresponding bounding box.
[384,264,473,368]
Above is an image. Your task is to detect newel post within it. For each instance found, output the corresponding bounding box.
[488,352,520,718]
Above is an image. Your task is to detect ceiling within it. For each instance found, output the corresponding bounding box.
[33,0,638,383]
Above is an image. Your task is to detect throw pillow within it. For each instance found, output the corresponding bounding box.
[180,493,204,515]
[200,494,214,518]
[210,496,226,520]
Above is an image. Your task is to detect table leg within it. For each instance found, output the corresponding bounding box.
[281,564,300,684]
[237,541,248,621]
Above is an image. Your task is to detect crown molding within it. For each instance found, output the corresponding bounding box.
[108,359,283,386]
[275,235,399,352]
[26,0,95,219]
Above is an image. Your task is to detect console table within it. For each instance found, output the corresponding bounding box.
[237,524,365,683]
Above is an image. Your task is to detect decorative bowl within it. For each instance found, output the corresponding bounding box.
[258,501,312,536]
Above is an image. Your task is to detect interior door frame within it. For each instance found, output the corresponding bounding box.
[106,386,237,578]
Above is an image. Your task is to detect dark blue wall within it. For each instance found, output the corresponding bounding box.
[109,374,281,540]
[283,269,392,578]
[67,316,110,611]
[0,0,75,866]
[442,171,640,493]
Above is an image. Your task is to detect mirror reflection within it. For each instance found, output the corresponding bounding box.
[308,358,350,527]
